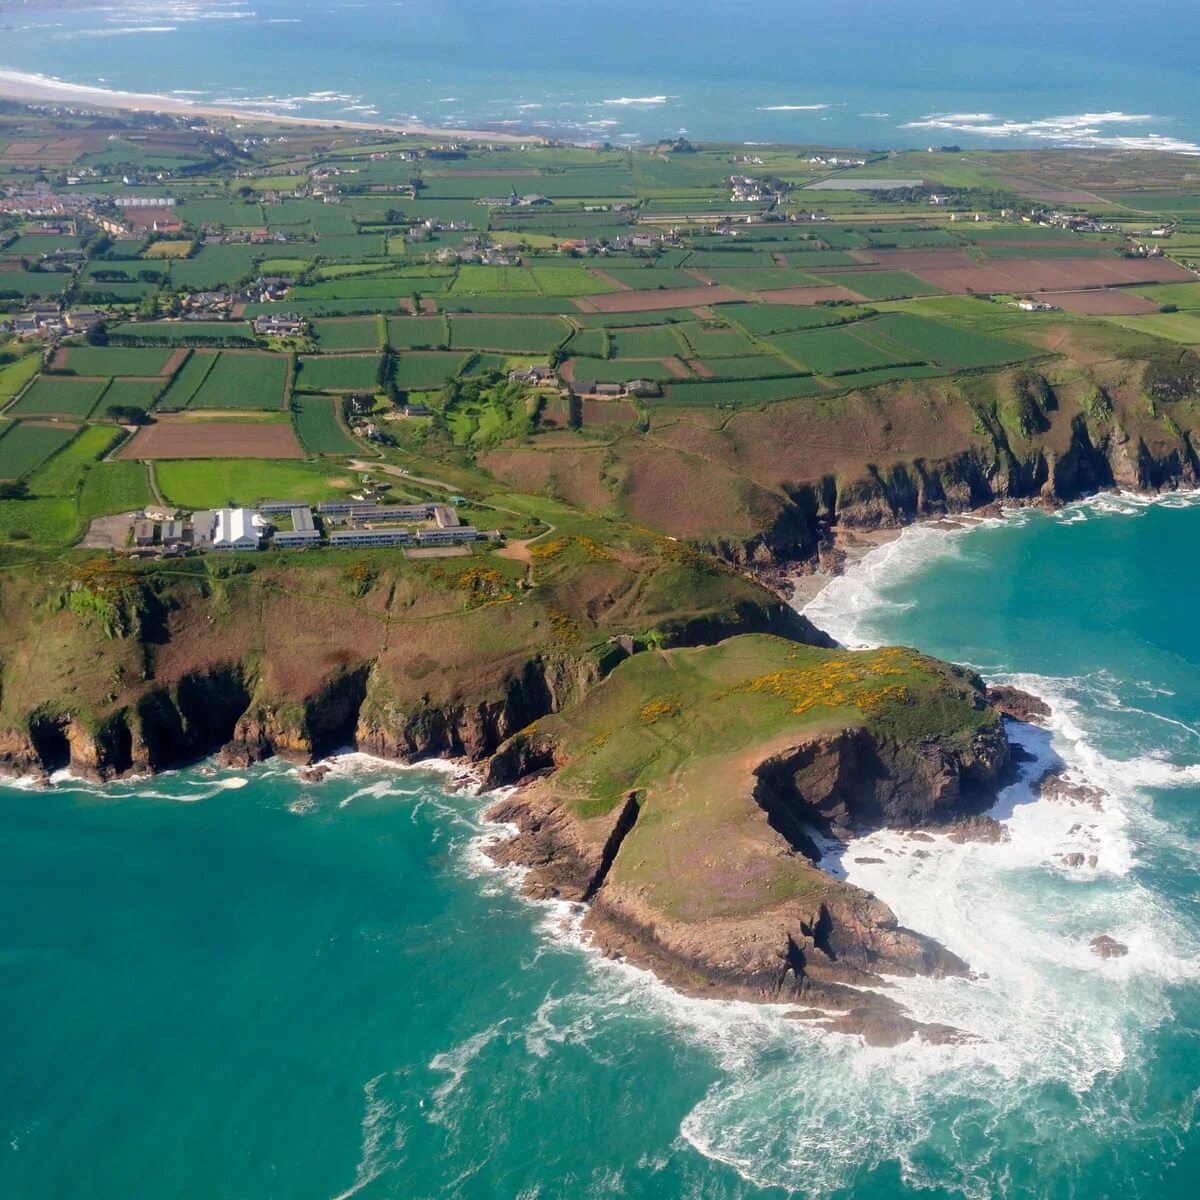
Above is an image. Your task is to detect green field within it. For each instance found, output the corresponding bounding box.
[449,315,570,353]
[8,377,109,418]
[816,271,944,300]
[386,315,450,348]
[293,394,360,454]
[600,268,702,290]
[100,379,167,412]
[722,304,860,337]
[1101,311,1200,344]
[528,266,615,296]
[110,321,255,344]
[0,497,78,544]
[156,350,217,408]
[394,353,470,390]
[701,267,822,291]
[27,425,123,496]
[568,358,677,383]
[562,327,607,357]
[156,459,347,508]
[0,422,79,479]
[187,352,289,409]
[312,317,383,350]
[770,325,910,374]
[695,355,796,379]
[450,265,538,294]
[870,313,1035,369]
[0,352,42,401]
[663,376,825,406]
[60,347,177,376]
[296,354,381,391]
[608,326,686,358]
[1134,283,1200,309]
[79,461,155,519]
[678,323,760,357]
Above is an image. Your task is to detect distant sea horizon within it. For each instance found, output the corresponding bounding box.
[1,0,1200,153]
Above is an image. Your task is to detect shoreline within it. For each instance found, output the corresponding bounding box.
[0,68,545,143]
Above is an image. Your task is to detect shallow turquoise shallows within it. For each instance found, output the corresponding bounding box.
[3,494,1200,1199]
[2,0,1200,151]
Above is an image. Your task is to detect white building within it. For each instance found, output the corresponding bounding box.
[212,508,262,551]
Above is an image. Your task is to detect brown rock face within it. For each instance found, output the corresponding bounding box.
[986,686,1051,725]
[1090,935,1129,959]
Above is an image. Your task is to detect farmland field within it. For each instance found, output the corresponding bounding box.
[155,458,343,508]
[722,304,861,336]
[437,295,580,314]
[59,347,177,376]
[449,316,570,353]
[870,313,1034,368]
[79,461,156,519]
[609,326,686,358]
[528,266,615,295]
[0,353,42,401]
[294,394,360,454]
[8,377,108,418]
[386,316,450,348]
[815,270,944,299]
[700,267,823,291]
[663,376,825,407]
[312,318,382,350]
[109,321,255,344]
[770,325,911,374]
[187,352,289,409]
[27,425,122,496]
[0,422,79,478]
[99,379,166,412]
[1134,283,1200,309]
[567,358,676,383]
[562,328,607,357]
[118,420,304,460]
[450,265,537,293]
[394,353,470,390]
[1100,311,1200,344]
[600,268,705,290]
[678,323,760,357]
[157,350,217,407]
[296,354,380,392]
[576,308,702,328]
[693,355,796,379]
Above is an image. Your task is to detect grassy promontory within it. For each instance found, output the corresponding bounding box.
[488,634,1012,1038]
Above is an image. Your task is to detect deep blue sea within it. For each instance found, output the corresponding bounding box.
[1,0,1200,152]
[3,494,1200,1198]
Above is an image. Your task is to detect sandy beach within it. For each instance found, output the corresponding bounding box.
[0,68,541,143]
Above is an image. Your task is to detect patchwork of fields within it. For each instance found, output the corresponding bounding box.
[5,130,1200,549]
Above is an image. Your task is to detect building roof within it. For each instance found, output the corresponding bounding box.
[213,507,258,547]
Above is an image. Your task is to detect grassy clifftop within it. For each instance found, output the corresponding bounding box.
[0,520,815,778]
[487,634,1010,1027]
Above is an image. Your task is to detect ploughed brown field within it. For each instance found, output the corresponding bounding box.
[1038,289,1163,314]
[117,421,305,460]
[585,285,746,312]
[911,256,1192,295]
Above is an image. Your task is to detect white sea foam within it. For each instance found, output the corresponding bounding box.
[603,96,668,106]
[901,110,1200,154]
[759,103,831,112]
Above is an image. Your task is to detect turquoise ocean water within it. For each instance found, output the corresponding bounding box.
[2,0,1200,152]
[3,493,1200,1198]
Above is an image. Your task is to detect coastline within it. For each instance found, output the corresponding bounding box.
[0,67,544,143]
